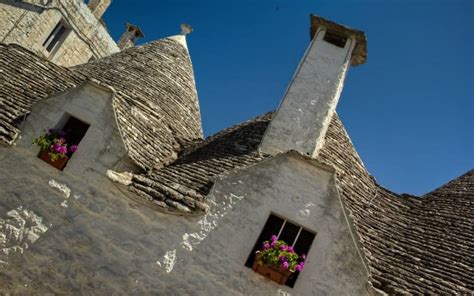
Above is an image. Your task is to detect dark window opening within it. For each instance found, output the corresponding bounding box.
[323,31,347,48]
[42,20,69,53]
[246,213,316,288]
[61,116,90,156]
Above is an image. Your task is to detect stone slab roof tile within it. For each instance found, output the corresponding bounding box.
[128,111,473,294]
[73,37,203,170]
[0,44,84,144]
[1,40,471,295]
[0,38,202,171]
[129,112,273,212]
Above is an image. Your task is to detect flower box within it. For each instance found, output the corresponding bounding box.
[252,259,292,285]
[251,235,306,286]
[33,128,78,170]
[38,150,68,170]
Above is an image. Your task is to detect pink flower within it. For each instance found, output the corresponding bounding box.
[271,235,277,242]
[295,264,303,272]
[263,242,270,250]
[69,145,78,153]
[288,246,294,253]
[301,254,306,260]
[270,240,276,248]
[279,255,287,263]
[281,262,289,270]
[51,143,62,153]
[280,245,288,251]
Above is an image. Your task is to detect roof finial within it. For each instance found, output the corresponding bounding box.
[180,23,193,35]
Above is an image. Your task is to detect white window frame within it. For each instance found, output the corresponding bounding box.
[275,218,304,247]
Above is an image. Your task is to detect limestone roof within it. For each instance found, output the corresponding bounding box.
[0,37,202,170]
[1,36,472,295]
[129,111,473,294]
[0,44,82,144]
[129,112,273,212]
[73,37,203,170]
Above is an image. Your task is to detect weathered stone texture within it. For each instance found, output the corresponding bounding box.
[0,44,83,144]
[130,112,272,212]
[0,8,471,295]
[74,38,204,170]
[0,37,203,172]
[0,0,119,67]
[129,110,474,294]
[0,146,368,295]
[87,0,111,19]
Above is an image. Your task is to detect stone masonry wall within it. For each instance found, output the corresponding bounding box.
[0,0,119,67]
[0,148,368,295]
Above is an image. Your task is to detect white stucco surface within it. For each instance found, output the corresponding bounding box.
[260,29,356,157]
[0,147,368,295]
[15,82,136,183]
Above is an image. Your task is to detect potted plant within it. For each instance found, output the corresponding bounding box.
[252,235,306,285]
[33,129,78,170]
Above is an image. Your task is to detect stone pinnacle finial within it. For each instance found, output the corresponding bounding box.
[180,24,193,36]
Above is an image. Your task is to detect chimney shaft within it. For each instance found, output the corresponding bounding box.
[259,15,367,157]
[87,0,112,20]
[118,23,144,50]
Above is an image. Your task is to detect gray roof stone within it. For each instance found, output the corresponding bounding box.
[0,37,472,294]
[0,37,202,170]
[0,44,83,144]
[129,111,473,294]
[74,37,203,170]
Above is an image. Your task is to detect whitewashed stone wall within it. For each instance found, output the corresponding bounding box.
[0,0,119,67]
[15,82,136,183]
[167,153,369,295]
[0,147,368,295]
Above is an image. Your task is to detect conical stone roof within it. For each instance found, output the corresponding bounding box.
[0,36,203,171]
[74,36,203,170]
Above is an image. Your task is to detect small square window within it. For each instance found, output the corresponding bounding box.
[323,31,347,48]
[42,20,69,53]
[246,213,316,287]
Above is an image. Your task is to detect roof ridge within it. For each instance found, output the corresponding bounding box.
[177,111,274,159]
[72,36,188,68]
[422,168,474,198]
[0,42,73,72]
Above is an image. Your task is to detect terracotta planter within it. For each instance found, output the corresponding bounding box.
[252,260,292,285]
[38,150,68,170]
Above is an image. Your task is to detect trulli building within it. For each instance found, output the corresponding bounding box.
[0,1,472,295]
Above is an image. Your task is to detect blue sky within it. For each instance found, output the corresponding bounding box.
[103,0,473,196]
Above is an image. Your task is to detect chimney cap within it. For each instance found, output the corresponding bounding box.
[310,14,367,66]
[125,23,144,38]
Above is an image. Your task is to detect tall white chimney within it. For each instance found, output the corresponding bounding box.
[260,14,367,157]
